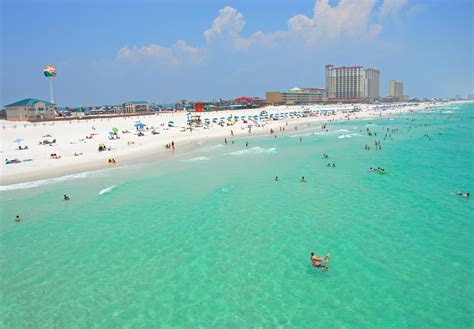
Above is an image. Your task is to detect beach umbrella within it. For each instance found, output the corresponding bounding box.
[204,118,210,121]
[168,121,175,124]
[134,122,146,127]
[186,112,192,116]
[13,138,24,143]
[241,115,246,118]
[112,127,118,133]
[220,117,225,120]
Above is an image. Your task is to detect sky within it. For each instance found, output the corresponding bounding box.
[1,0,473,106]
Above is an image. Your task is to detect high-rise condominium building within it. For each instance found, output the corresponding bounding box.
[389,80,404,100]
[325,65,380,102]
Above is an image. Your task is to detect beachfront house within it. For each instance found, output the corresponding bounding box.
[121,101,150,113]
[3,98,56,121]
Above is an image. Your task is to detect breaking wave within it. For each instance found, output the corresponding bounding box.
[0,172,92,192]
[226,146,277,156]
[99,185,117,195]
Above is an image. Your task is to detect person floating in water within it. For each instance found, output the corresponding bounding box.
[15,215,21,222]
[274,176,279,181]
[456,191,470,198]
[311,252,330,272]
[63,194,70,201]
[301,176,306,182]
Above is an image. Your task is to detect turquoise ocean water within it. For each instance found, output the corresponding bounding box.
[1,103,473,328]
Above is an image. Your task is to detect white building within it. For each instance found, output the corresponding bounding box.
[325,65,380,102]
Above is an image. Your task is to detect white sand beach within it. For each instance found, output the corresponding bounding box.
[0,102,458,185]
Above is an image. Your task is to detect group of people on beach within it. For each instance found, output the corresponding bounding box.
[165,141,175,150]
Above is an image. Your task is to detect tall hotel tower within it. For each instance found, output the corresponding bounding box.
[325,64,380,102]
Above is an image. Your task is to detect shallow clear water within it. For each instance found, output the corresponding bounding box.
[1,104,473,328]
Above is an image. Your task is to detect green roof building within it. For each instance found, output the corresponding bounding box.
[3,98,56,121]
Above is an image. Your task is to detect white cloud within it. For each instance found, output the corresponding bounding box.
[117,0,411,62]
[236,0,382,49]
[117,40,202,65]
[204,6,246,43]
[380,0,408,17]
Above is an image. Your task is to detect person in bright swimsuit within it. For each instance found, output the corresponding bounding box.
[311,252,330,272]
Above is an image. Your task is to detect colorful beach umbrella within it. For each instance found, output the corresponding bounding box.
[112,127,118,132]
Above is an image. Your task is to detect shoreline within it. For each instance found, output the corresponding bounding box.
[0,101,467,187]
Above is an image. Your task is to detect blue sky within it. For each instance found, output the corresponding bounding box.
[1,0,473,106]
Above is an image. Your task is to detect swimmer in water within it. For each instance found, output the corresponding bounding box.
[64,194,70,201]
[311,252,330,272]
[15,215,21,222]
[456,191,470,198]
[275,176,279,181]
[301,176,306,182]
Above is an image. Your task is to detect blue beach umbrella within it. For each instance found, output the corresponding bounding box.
[134,122,146,128]
[13,138,24,143]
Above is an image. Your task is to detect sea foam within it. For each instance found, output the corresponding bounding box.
[184,156,210,162]
[99,185,117,195]
[226,146,276,156]
[0,172,92,192]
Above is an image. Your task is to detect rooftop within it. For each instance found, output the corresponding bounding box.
[126,101,149,105]
[4,98,55,108]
